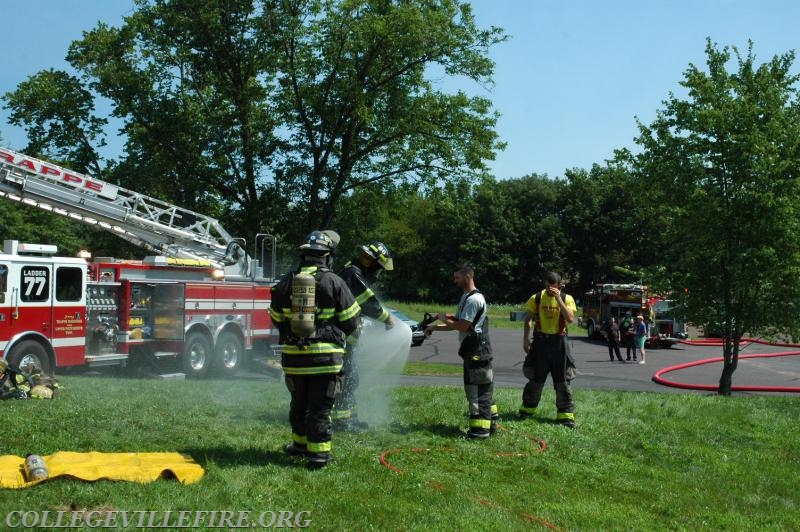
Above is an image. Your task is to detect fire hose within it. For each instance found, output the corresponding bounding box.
[652,338,800,393]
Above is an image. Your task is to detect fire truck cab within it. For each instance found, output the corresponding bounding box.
[0,240,87,375]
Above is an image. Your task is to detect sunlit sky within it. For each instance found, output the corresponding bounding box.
[1,0,797,179]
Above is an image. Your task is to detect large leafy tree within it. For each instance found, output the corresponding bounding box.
[272,0,506,242]
[3,0,505,261]
[635,40,800,394]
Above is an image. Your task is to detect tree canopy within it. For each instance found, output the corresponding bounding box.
[634,39,800,394]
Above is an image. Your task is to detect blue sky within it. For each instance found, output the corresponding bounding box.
[0,0,797,180]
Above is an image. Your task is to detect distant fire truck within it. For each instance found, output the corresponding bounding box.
[582,283,646,339]
[0,147,278,377]
[582,283,685,348]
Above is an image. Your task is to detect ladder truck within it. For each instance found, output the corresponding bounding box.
[0,147,278,377]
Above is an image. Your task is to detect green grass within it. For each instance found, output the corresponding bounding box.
[3,376,798,531]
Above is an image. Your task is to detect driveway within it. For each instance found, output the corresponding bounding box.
[406,328,800,395]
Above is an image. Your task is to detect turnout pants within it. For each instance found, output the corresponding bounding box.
[463,361,495,430]
[332,347,359,421]
[285,373,341,456]
[521,333,574,419]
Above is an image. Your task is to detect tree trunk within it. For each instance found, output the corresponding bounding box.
[717,334,739,395]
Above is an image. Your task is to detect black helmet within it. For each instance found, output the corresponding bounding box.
[361,241,394,271]
[298,230,336,253]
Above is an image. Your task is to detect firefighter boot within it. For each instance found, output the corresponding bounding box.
[490,404,499,435]
[306,453,332,470]
[284,442,308,457]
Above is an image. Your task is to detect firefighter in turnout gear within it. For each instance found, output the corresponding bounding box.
[520,272,577,428]
[269,231,361,469]
[425,265,498,439]
[332,241,395,431]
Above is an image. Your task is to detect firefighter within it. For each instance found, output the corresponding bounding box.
[332,241,395,431]
[425,264,497,439]
[269,231,361,470]
[519,271,577,428]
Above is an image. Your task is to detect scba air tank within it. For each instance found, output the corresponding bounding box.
[24,454,48,482]
[291,271,316,338]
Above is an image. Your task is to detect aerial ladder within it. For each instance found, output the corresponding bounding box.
[0,147,271,279]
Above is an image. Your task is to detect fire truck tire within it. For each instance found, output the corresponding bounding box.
[182,331,213,378]
[214,330,245,375]
[587,321,596,338]
[6,340,52,376]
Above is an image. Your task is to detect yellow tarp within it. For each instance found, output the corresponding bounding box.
[0,451,204,489]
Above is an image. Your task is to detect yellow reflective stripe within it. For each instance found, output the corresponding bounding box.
[378,308,390,322]
[491,404,498,416]
[317,308,335,320]
[269,308,287,322]
[556,412,575,421]
[307,441,332,453]
[300,266,318,274]
[282,343,345,355]
[283,365,343,375]
[355,288,375,305]
[469,418,492,429]
[519,406,537,415]
[338,301,360,321]
[331,409,351,420]
[292,434,307,445]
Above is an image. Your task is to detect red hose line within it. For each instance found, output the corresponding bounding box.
[652,351,800,393]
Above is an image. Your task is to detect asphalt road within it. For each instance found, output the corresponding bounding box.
[405,328,800,395]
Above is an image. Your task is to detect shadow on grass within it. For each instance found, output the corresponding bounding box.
[184,446,298,469]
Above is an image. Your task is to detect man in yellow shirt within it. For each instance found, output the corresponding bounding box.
[520,272,577,428]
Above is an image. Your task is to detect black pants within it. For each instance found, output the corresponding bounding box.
[285,373,341,456]
[608,340,622,361]
[521,333,574,415]
[624,335,636,359]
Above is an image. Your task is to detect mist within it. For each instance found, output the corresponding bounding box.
[351,319,412,427]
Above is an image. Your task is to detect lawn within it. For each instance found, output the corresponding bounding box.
[2,375,798,531]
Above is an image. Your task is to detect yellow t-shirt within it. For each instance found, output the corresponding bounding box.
[526,290,577,334]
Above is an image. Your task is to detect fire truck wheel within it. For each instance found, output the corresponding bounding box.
[215,331,244,375]
[587,321,596,338]
[6,340,52,376]
[182,331,213,378]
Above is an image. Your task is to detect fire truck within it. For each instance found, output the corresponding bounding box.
[582,283,684,348]
[582,283,647,339]
[0,147,278,377]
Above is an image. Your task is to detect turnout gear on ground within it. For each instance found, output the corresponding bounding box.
[0,359,57,400]
[270,248,360,469]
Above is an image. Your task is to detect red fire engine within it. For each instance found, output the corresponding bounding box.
[582,283,647,339]
[582,283,685,348]
[0,147,278,377]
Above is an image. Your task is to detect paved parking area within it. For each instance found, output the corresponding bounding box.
[407,328,800,395]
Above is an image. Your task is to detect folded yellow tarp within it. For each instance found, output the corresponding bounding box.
[0,451,204,489]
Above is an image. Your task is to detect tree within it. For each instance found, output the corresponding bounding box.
[3,0,506,259]
[635,40,800,394]
[272,0,506,238]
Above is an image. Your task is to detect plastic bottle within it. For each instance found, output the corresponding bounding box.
[24,454,48,481]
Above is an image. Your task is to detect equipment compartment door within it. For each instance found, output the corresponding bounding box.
[151,283,185,340]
